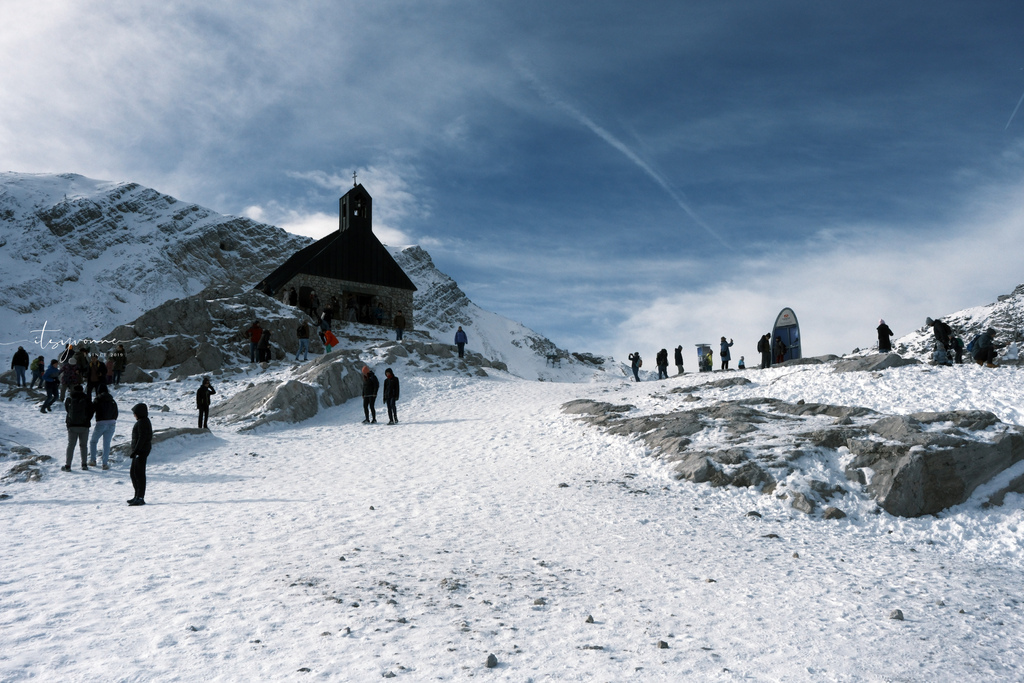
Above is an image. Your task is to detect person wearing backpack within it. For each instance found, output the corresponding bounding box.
[674,345,684,375]
[29,355,45,389]
[973,328,999,368]
[628,352,642,381]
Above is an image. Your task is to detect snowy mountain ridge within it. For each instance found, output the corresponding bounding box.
[890,283,1024,359]
[0,172,594,380]
[0,172,310,340]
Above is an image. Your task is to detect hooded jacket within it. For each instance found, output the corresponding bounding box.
[130,403,153,458]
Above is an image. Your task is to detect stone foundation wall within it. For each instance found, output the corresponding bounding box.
[279,275,414,328]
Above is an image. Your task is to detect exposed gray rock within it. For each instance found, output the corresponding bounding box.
[110,427,211,459]
[790,492,816,514]
[833,354,921,373]
[567,393,1024,518]
[2,455,52,482]
[485,654,498,668]
[777,354,841,366]
[119,363,153,384]
[868,433,1024,517]
[889,609,905,621]
[823,506,847,520]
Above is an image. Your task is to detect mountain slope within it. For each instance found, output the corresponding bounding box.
[892,283,1024,359]
[0,172,310,345]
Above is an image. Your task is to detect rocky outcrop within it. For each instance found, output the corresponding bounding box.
[833,354,921,373]
[565,397,1024,518]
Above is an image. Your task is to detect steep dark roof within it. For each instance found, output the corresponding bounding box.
[262,228,417,294]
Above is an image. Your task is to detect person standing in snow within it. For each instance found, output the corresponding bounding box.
[773,336,787,365]
[110,343,127,386]
[41,360,61,413]
[258,329,272,363]
[63,384,93,471]
[674,345,684,375]
[361,366,379,424]
[60,357,81,402]
[296,320,310,361]
[11,346,29,387]
[656,349,669,380]
[127,403,152,506]
[245,321,263,363]
[383,368,400,424]
[628,352,642,382]
[738,356,746,370]
[454,326,468,359]
[394,310,407,341]
[877,319,894,353]
[29,355,45,389]
[288,287,298,307]
[85,354,107,400]
[196,377,216,429]
[719,337,734,371]
[758,334,772,369]
[89,386,118,470]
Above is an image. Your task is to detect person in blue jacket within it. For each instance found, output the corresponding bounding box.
[454,326,468,358]
[40,360,61,413]
[719,337,734,370]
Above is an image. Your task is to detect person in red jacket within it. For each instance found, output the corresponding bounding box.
[245,321,263,363]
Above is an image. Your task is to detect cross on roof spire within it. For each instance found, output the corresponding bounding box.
[352,171,357,187]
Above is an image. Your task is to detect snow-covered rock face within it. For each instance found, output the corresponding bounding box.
[892,284,1024,359]
[0,172,310,342]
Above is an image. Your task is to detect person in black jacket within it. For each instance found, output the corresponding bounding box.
[383,368,400,424]
[877,319,894,353]
[673,346,684,375]
[11,346,29,387]
[63,384,93,471]
[361,366,379,424]
[758,334,771,369]
[128,403,153,506]
[196,377,216,429]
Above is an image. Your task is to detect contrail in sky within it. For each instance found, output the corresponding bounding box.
[515,62,728,247]
[1005,88,1024,130]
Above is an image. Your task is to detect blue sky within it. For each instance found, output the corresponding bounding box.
[3,1,1024,363]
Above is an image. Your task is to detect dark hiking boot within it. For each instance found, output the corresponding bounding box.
[127,498,137,504]
[371,419,377,423]
[362,419,370,424]
[81,464,89,470]
[88,460,96,466]
[128,499,146,506]
[102,464,109,470]
[61,465,71,472]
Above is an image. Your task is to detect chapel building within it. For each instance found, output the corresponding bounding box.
[261,183,416,326]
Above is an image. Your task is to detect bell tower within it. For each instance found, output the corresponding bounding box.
[339,176,372,233]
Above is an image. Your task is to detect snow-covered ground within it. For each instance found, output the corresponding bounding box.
[2,358,1023,681]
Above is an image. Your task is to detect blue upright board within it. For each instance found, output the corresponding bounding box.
[771,308,801,363]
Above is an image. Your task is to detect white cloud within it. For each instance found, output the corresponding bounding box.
[606,185,1024,364]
